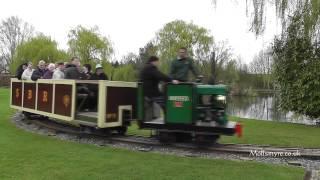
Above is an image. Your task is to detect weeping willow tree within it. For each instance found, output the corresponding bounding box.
[252,0,319,118]
[213,0,320,37]
[212,1,320,118]
[272,3,320,118]
[152,20,214,73]
[214,0,320,118]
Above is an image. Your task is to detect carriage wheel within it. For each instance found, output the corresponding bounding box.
[117,126,128,135]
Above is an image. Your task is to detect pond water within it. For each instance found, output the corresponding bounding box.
[227,95,319,125]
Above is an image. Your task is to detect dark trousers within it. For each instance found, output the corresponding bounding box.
[151,96,165,110]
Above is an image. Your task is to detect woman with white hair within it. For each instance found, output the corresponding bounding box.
[21,62,34,80]
[43,63,55,79]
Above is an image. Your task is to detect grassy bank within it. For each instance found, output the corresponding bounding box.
[0,88,304,179]
[220,117,320,148]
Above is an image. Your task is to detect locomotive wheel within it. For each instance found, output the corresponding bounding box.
[158,131,176,144]
[195,134,220,146]
[175,132,192,143]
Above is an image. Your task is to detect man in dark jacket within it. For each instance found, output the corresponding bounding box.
[31,60,47,81]
[65,57,84,79]
[43,63,55,79]
[140,56,179,108]
[169,47,202,82]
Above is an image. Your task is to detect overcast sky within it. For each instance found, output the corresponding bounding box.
[0,0,281,63]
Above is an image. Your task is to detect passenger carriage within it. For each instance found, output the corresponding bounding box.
[10,78,136,134]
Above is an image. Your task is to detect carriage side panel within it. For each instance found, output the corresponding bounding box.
[37,83,53,113]
[23,82,36,110]
[11,81,23,107]
[106,86,137,123]
[54,84,73,117]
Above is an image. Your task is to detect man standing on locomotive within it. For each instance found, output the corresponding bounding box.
[140,56,179,109]
[169,47,202,82]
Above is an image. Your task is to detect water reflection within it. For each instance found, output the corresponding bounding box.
[227,94,318,125]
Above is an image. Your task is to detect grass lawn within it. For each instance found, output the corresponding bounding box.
[220,117,320,148]
[127,121,152,137]
[0,88,305,179]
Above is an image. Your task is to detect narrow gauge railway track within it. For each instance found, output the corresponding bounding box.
[19,115,320,160]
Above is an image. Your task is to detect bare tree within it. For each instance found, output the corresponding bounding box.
[212,41,233,69]
[0,16,34,73]
[249,48,273,88]
[250,48,272,74]
[121,52,139,65]
[200,40,233,83]
[236,56,249,73]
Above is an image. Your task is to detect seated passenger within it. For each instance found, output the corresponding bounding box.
[21,62,34,80]
[15,63,27,80]
[65,57,84,80]
[86,64,108,111]
[31,60,47,81]
[52,62,65,79]
[83,64,92,80]
[89,64,108,80]
[139,56,178,109]
[64,57,91,111]
[43,63,55,79]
